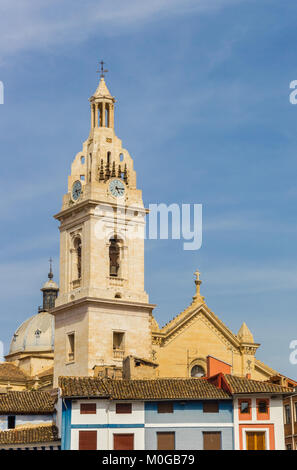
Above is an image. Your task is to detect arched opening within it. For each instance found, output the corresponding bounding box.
[74,237,82,280]
[106,104,110,127]
[109,236,121,277]
[191,365,205,378]
[107,152,111,165]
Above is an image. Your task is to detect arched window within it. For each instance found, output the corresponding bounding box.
[109,236,120,277]
[191,365,205,377]
[74,237,82,279]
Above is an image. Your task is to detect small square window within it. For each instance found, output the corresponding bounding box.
[203,401,219,413]
[240,401,250,414]
[80,403,96,414]
[116,403,132,414]
[157,402,173,414]
[258,401,267,414]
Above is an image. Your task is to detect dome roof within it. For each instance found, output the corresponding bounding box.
[9,312,54,355]
[41,278,59,291]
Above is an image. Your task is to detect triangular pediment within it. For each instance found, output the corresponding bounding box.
[153,300,242,350]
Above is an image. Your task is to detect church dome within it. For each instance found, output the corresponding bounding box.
[8,262,58,356]
[9,311,54,355]
[41,278,59,291]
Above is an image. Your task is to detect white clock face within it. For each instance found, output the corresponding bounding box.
[72,180,82,200]
[109,179,125,198]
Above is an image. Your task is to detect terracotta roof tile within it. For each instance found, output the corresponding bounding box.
[59,377,231,400]
[225,374,291,394]
[0,391,56,414]
[0,363,28,382]
[0,424,59,445]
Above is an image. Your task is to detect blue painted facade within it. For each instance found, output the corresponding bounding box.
[145,400,233,450]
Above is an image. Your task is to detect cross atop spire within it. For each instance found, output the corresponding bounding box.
[97,60,108,79]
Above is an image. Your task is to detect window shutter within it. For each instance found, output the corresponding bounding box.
[80,403,96,414]
[113,434,134,450]
[116,403,132,414]
[157,432,175,450]
[203,432,221,450]
[157,402,174,413]
[79,431,97,450]
[203,401,219,413]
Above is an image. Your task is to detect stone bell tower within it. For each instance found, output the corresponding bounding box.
[52,65,155,385]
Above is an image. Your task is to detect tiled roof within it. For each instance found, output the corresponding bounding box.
[0,391,56,414]
[225,374,291,394]
[0,424,59,445]
[0,363,28,382]
[59,377,231,400]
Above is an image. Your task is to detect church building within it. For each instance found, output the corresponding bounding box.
[0,68,294,391]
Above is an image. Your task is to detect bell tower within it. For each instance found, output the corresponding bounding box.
[53,65,154,385]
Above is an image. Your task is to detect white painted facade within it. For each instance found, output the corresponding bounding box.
[233,395,285,450]
[69,399,145,450]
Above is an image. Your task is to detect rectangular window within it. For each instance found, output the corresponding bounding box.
[203,401,219,413]
[203,432,221,450]
[238,398,252,420]
[157,432,175,450]
[157,402,174,414]
[79,430,97,450]
[240,401,250,413]
[285,405,291,424]
[257,399,270,420]
[113,434,134,450]
[113,332,125,350]
[7,416,15,429]
[116,403,132,414]
[67,333,75,362]
[246,431,266,450]
[80,403,96,414]
[295,402,297,422]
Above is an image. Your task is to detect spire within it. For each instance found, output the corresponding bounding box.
[40,260,59,312]
[90,61,115,129]
[192,269,205,303]
[237,322,254,343]
[93,77,113,99]
[48,257,53,280]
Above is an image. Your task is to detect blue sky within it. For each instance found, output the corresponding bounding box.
[1,0,297,377]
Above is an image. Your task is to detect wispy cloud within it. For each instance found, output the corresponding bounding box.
[0,0,246,62]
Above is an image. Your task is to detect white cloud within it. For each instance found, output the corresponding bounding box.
[0,0,246,62]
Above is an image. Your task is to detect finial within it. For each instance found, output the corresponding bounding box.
[97,60,108,79]
[48,257,53,280]
[192,268,204,303]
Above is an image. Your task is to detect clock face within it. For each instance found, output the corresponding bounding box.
[72,180,82,200]
[109,179,125,198]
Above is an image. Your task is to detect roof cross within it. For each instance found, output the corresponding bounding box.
[97,60,108,79]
